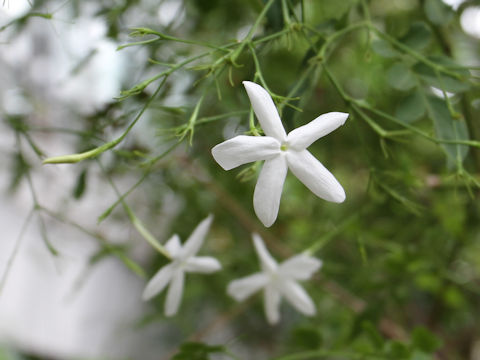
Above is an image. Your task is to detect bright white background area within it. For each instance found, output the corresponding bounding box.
[0,0,185,358]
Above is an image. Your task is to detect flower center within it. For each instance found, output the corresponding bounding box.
[280,142,289,151]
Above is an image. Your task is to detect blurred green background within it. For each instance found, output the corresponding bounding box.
[1,0,480,359]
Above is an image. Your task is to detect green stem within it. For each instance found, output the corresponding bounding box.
[324,64,480,149]
[41,207,146,278]
[120,27,231,51]
[42,77,166,164]
[305,212,360,255]
[0,11,52,32]
[97,161,171,259]
[0,209,34,295]
[368,24,463,79]
[281,0,291,25]
[230,0,277,63]
[248,42,271,92]
[271,350,389,360]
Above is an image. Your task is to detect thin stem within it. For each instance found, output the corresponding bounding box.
[0,209,34,295]
[119,28,231,51]
[281,0,291,25]
[230,0,277,63]
[368,24,464,79]
[248,42,271,92]
[40,207,146,278]
[253,27,290,44]
[305,212,360,255]
[272,350,389,360]
[98,141,181,223]
[42,77,167,164]
[323,64,480,149]
[97,161,171,259]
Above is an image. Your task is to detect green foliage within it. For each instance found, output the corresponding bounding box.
[2,0,480,359]
[424,0,454,25]
[172,342,229,360]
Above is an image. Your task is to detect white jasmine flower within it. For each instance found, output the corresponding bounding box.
[142,215,221,316]
[227,233,322,325]
[212,81,349,227]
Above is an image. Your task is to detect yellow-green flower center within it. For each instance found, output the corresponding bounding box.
[280,142,289,151]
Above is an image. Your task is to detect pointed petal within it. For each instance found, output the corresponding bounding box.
[279,254,322,280]
[165,234,182,258]
[181,214,213,259]
[227,272,269,301]
[243,81,287,141]
[142,264,174,301]
[212,135,281,171]
[252,233,277,273]
[280,280,316,316]
[253,155,288,227]
[288,112,349,151]
[184,256,222,273]
[287,150,345,203]
[264,284,281,325]
[164,270,185,317]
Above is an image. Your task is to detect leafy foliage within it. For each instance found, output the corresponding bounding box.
[1,0,480,359]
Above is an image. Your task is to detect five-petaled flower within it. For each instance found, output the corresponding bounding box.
[227,233,322,325]
[212,81,349,227]
[142,215,221,316]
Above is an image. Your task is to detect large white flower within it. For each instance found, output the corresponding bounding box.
[142,215,221,316]
[227,233,322,325]
[212,81,349,227]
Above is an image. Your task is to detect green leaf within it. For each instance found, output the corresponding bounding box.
[426,96,469,167]
[172,342,227,360]
[413,63,470,93]
[387,62,416,91]
[411,327,442,353]
[290,326,323,350]
[361,321,384,348]
[371,39,400,58]
[424,0,453,25]
[9,152,30,191]
[395,90,426,123]
[410,350,434,360]
[385,341,410,358]
[427,55,471,77]
[73,169,88,199]
[306,0,358,23]
[401,22,432,51]
[442,286,466,308]
[414,272,442,293]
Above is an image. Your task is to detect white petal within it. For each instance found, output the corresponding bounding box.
[212,135,281,171]
[165,234,182,258]
[252,233,277,273]
[243,81,287,142]
[227,272,269,301]
[253,154,287,227]
[184,256,222,273]
[164,270,185,316]
[280,280,316,316]
[287,150,345,203]
[264,284,281,325]
[279,254,322,280]
[142,264,174,301]
[181,214,213,259]
[287,112,349,151]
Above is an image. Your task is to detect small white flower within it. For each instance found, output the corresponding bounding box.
[142,215,221,316]
[212,81,349,227]
[227,233,322,325]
